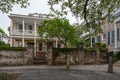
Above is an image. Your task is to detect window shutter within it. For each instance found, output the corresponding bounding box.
[108,32,110,45]
[117,28,119,41]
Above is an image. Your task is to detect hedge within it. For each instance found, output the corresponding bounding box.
[0,47,27,51]
[84,47,96,52]
[53,48,78,52]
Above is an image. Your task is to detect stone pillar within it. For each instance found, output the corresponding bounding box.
[95,44,101,64]
[79,43,84,64]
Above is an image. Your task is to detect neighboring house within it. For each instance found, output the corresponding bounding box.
[8,13,59,57]
[92,9,120,52]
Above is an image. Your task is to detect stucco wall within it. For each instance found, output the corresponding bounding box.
[0,49,33,66]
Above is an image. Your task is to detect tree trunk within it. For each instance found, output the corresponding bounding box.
[66,54,70,69]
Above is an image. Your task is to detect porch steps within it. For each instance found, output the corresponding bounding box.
[34,51,47,64]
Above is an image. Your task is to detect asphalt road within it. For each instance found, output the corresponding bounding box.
[0,65,120,80]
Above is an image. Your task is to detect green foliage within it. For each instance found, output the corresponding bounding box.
[38,18,79,47]
[101,43,107,47]
[113,52,120,63]
[0,41,5,46]
[0,47,26,51]
[94,42,101,46]
[0,41,10,47]
[0,73,8,80]
[0,28,8,37]
[0,0,29,13]
[53,48,78,53]
[100,48,108,53]
[48,0,120,36]
[84,47,96,52]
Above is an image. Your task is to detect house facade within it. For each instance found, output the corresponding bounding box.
[92,9,120,52]
[9,13,60,58]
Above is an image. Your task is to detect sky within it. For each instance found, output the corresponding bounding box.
[0,0,77,35]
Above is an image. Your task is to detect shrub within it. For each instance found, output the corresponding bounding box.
[100,48,108,53]
[0,41,5,46]
[53,48,77,53]
[94,42,101,46]
[0,47,26,51]
[84,47,96,52]
[101,43,107,47]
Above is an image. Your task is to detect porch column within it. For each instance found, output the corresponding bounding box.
[22,38,24,47]
[34,21,37,36]
[115,23,118,49]
[34,38,36,57]
[22,20,25,47]
[34,21,37,56]
[10,20,13,47]
[10,37,12,47]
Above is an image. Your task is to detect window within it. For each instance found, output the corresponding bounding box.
[19,24,23,33]
[29,25,33,33]
[92,37,95,44]
[111,31,115,43]
[19,24,23,30]
[97,36,101,43]
[103,34,106,40]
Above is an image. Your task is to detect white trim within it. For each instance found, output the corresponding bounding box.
[115,23,117,48]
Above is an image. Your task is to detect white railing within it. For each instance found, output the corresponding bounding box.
[11,29,35,36]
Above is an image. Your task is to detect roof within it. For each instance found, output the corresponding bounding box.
[8,13,52,20]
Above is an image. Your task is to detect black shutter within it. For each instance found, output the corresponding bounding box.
[108,32,110,45]
[92,37,95,44]
[117,28,119,41]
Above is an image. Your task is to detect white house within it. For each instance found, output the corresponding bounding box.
[8,13,59,57]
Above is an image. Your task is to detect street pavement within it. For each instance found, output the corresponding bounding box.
[0,65,120,80]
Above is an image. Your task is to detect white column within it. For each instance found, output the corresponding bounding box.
[34,21,37,36]
[10,20,13,35]
[10,20,13,47]
[115,23,117,49]
[10,37,12,47]
[22,38,24,47]
[56,39,58,48]
[90,37,92,47]
[34,21,37,56]
[34,38,36,57]
[22,20,25,47]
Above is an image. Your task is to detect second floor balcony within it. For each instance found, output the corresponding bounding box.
[11,29,38,36]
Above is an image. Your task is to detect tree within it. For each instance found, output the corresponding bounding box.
[48,0,120,35]
[0,28,8,37]
[38,18,79,48]
[0,0,29,13]
[38,18,79,69]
